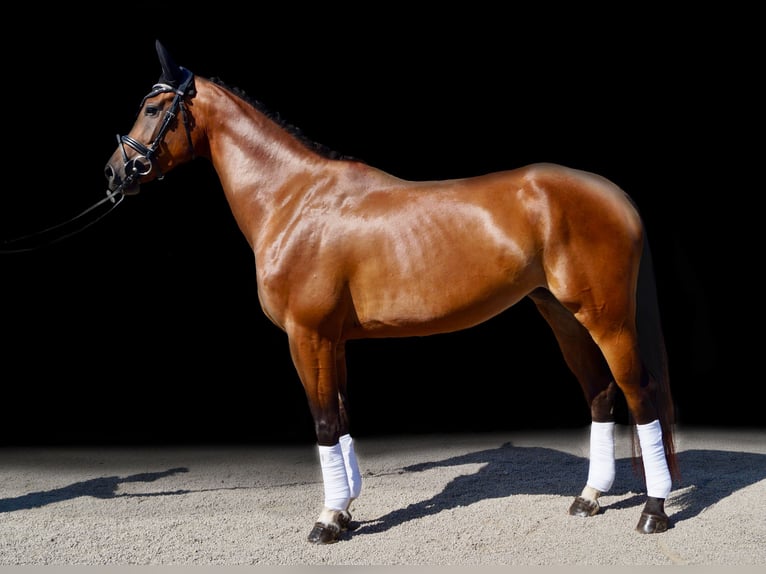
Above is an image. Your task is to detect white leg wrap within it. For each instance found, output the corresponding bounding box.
[586,421,616,494]
[318,443,351,511]
[636,419,672,499]
[339,433,362,500]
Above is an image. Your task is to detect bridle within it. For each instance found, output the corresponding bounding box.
[117,67,196,185]
[1,69,196,254]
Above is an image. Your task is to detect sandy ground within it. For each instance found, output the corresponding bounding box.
[0,426,764,569]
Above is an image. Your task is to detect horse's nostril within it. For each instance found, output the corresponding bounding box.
[104,165,114,180]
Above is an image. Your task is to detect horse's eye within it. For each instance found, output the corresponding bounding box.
[145,105,160,116]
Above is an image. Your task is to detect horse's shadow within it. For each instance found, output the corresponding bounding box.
[350,442,766,537]
[0,467,190,513]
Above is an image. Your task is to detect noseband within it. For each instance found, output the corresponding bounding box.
[117,67,197,186]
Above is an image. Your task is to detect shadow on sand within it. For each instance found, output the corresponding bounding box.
[1,442,763,538]
[351,443,766,538]
[0,467,190,513]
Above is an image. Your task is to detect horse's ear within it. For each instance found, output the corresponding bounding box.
[155,39,186,87]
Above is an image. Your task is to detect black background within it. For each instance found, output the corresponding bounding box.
[1,8,760,445]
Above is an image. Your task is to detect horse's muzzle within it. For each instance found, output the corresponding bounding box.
[104,163,143,196]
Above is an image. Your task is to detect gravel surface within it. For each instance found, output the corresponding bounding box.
[0,426,764,568]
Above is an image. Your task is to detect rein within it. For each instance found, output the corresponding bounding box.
[0,188,126,254]
[1,69,196,254]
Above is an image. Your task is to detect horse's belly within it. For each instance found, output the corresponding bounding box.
[349,270,538,338]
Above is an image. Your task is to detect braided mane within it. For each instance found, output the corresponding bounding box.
[208,77,358,162]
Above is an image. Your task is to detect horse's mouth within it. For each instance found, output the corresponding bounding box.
[122,182,141,196]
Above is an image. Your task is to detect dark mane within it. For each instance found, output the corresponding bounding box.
[208,76,358,162]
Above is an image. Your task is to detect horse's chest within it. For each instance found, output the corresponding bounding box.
[255,263,343,331]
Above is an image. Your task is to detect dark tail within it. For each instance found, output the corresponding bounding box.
[633,229,680,482]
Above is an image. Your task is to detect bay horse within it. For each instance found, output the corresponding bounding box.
[104,40,679,543]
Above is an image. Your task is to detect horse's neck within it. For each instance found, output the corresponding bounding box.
[197,78,336,244]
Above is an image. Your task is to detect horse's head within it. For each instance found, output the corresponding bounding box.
[104,40,197,196]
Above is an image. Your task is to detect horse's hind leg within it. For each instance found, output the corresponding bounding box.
[558,281,674,534]
[594,330,672,533]
[529,289,619,517]
[532,284,674,532]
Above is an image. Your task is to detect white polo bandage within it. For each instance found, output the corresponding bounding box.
[339,433,362,500]
[318,443,351,511]
[586,421,615,493]
[636,419,672,499]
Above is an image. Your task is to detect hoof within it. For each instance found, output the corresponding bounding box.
[308,522,341,544]
[307,509,353,544]
[569,496,600,517]
[636,511,669,534]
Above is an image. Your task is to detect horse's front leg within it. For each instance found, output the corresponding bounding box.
[288,329,361,544]
[335,341,362,511]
